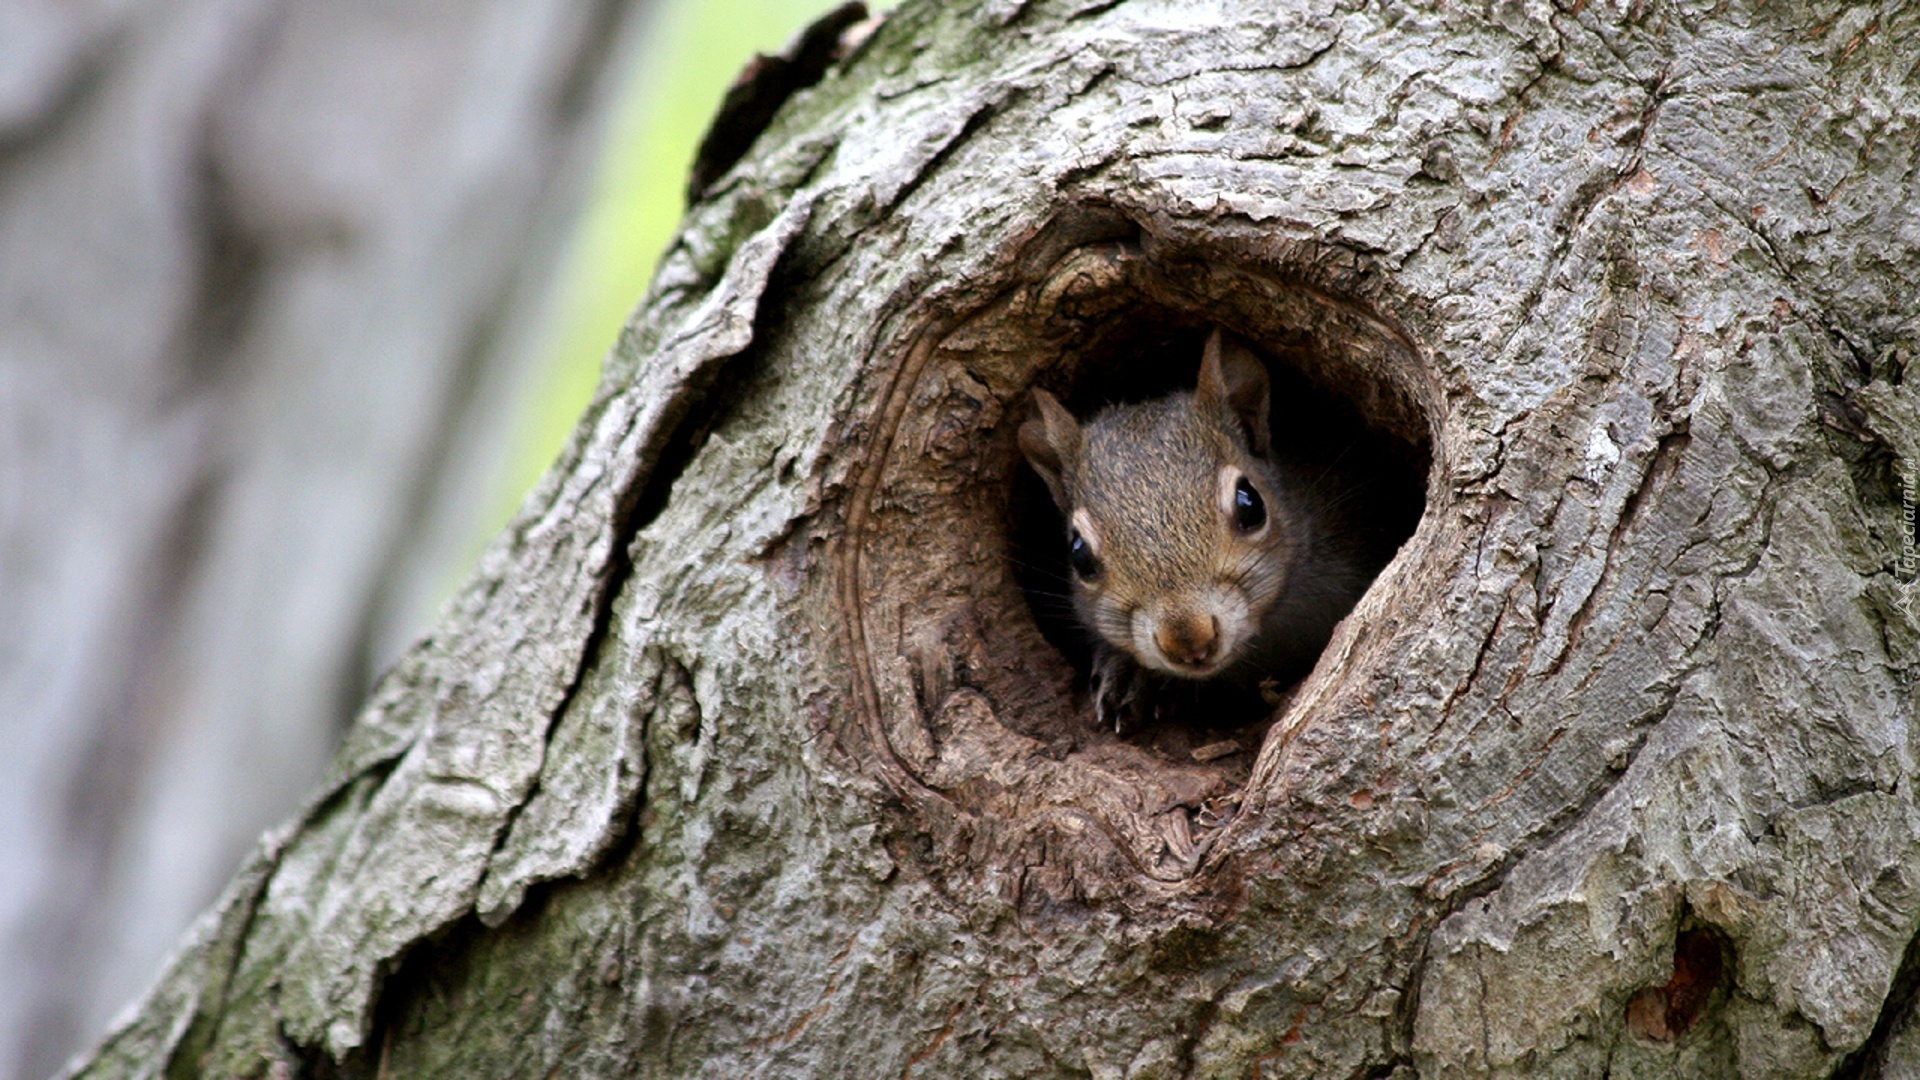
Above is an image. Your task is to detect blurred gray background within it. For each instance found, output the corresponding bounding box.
[0,0,828,1074]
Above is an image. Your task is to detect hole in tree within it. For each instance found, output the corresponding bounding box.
[1008,303,1428,753]
[845,222,1443,896]
[1626,925,1733,1043]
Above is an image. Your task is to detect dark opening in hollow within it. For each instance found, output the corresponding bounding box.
[1626,926,1732,1043]
[1009,306,1429,737]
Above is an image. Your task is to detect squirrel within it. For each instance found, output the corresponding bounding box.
[1019,328,1385,734]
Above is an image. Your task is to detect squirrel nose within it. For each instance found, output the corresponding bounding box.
[1155,614,1220,668]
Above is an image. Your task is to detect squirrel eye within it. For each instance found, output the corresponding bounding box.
[1233,477,1267,533]
[1068,528,1100,579]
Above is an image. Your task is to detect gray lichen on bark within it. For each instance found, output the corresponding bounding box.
[73,0,1919,1077]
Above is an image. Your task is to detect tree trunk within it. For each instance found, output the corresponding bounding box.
[72,0,1920,1076]
[0,0,644,1075]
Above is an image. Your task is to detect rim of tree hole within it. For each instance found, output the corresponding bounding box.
[829,201,1438,912]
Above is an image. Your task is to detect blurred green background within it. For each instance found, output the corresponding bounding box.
[500,0,836,528]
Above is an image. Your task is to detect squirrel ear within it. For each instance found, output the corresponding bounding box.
[1019,389,1080,509]
[1198,327,1271,456]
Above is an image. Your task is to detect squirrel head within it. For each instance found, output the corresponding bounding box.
[1020,328,1296,680]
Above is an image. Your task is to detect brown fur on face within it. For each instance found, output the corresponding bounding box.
[1020,329,1297,681]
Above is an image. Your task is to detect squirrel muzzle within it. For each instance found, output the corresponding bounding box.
[1152,612,1221,671]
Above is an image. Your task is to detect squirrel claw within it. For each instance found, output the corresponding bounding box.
[1092,650,1150,736]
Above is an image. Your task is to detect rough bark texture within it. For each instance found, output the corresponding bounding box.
[71,0,1920,1076]
[0,0,643,1075]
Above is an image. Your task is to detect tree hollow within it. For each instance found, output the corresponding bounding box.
[832,206,1438,910]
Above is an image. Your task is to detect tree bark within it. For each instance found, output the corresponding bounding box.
[72,0,1920,1077]
[0,0,644,1075]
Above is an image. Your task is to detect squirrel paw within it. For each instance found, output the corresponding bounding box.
[1091,650,1152,736]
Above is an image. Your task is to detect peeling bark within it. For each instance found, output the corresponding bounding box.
[71,0,1920,1077]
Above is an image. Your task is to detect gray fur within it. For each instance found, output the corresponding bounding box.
[1020,329,1373,732]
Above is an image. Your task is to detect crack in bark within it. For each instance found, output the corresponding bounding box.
[153,757,400,1076]
[1476,67,1659,383]
[1419,693,1669,966]
[1435,586,1516,735]
[1830,921,1920,1079]
[1053,148,1123,190]
[898,1000,967,1078]
[1173,993,1220,1079]
[1064,0,1128,24]
[157,848,291,1075]
[1485,62,1554,171]
[1547,423,1693,678]
[876,90,1018,221]
[1380,925,1430,1079]
[477,243,793,887]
